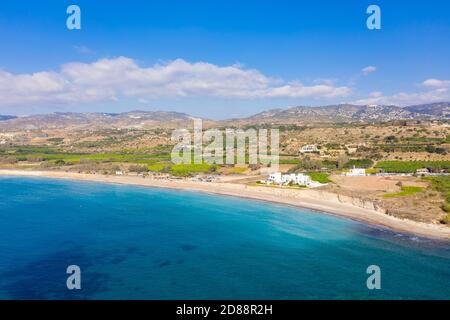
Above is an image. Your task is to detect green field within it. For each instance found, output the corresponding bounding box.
[376,161,450,173]
[306,172,331,183]
[148,163,217,176]
[1,147,172,165]
[383,186,424,198]
[279,158,301,165]
[0,146,219,177]
[170,163,217,176]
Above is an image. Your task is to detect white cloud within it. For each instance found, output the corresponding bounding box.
[138,98,150,104]
[356,77,450,105]
[313,78,336,86]
[0,57,351,108]
[74,45,95,55]
[355,87,449,106]
[422,78,450,88]
[362,66,377,76]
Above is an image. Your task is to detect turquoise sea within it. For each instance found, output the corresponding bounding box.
[0,176,449,299]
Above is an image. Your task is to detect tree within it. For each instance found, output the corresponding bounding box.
[385,135,398,143]
[55,159,66,166]
[337,154,349,169]
[425,145,436,153]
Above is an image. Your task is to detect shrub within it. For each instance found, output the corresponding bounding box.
[442,203,450,213]
[440,213,450,224]
[55,159,66,166]
[344,159,374,169]
[148,163,171,172]
[129,165,148,173]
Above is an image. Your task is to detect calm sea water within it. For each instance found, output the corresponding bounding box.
[0,176,449,300]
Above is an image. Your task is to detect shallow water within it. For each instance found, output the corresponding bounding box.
[0,176,449,299]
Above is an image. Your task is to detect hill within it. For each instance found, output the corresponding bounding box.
[0,103,448,130]
[244,104,445,124]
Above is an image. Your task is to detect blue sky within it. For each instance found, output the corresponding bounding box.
[0,0,449,119]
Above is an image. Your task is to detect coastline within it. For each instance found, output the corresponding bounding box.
[1,169,450,240]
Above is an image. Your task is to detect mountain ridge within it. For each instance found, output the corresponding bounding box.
[0,115,17,121]
[0,102,448,130]
[246,103,449,123]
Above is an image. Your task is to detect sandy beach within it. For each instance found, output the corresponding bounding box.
[1,169,450,240]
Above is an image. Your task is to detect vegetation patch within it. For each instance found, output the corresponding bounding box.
[383,186,424,198]
[344,159,374,169]
[279,159,301,165]
[170,163,217,176]
[306,172,331,183]
[365,168,380,174]
[2,147,172,166]
[226,166,247,174]
[147,163,170,172]
[376,161,450,173]
[149,163,218,176]
[424,176,450,223]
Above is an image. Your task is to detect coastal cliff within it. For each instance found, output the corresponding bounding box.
[302,190,387,215]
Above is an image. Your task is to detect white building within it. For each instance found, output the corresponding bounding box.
[268,172,283,184]
[267,172,312,186]
[345,167,366,176]
[300,145,319,153]
[416,168,430,175]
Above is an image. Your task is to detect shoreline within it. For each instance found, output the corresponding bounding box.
[1,169,450,240]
